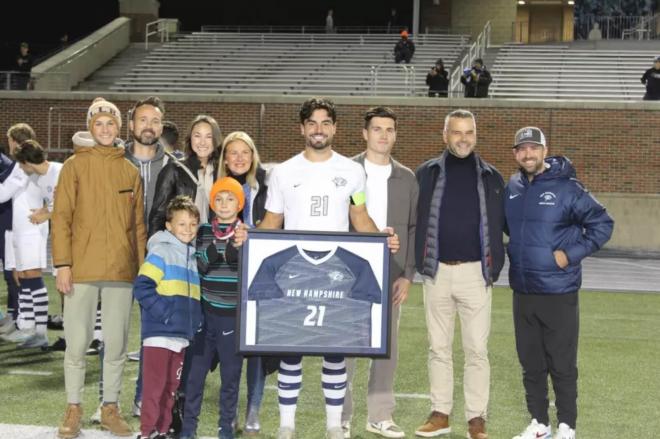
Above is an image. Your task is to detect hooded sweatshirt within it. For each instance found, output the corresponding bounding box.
[133,230,202,341]
[124,140,167,224]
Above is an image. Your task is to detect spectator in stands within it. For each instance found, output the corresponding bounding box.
[460,58,492,98]
[161,120,184,159]
[218,131,269,435]
[53,97,146,439]
[387,8,399,33]
[394,31,415,64]
[325,9,335,33]
[14,42,33,90]
[426,58,449,97]
[149,114,222,237]
[641,55,660,100]
[587,22,602,40]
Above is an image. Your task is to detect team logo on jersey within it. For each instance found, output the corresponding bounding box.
[328,270,345,282]
[47,186,53,193]
[332,177,347,188]
[538,191,557,206]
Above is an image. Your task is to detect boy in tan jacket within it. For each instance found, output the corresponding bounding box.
[52,98,147,439]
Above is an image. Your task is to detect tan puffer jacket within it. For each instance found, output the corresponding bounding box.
[52,133,147,283]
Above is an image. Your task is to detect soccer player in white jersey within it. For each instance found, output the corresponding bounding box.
[0,139,62,348]
[236,98,399,439]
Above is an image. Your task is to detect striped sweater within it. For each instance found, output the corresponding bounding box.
[195,221,240,315]
[133,230,202,340]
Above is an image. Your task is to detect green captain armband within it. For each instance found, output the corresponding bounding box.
[351,191,366,206]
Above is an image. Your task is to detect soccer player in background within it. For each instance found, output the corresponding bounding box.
[235,97,399,439]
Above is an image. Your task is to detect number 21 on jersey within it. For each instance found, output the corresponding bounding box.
[303,305,326,326]
[310,195,329,216]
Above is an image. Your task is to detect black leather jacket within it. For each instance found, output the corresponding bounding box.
[148,155,218,237]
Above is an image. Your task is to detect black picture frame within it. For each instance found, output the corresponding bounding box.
[238,229,391,357]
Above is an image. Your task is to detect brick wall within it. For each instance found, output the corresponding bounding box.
[1,94,658,194]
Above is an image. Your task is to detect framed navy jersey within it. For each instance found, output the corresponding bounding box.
[238,229,391,357]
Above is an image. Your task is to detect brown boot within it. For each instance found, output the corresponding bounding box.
[414,411,451,437]
[100,403,132,436]
[468,417,488,439]
[57,404,82,439]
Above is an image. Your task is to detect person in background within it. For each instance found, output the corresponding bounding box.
[161,120,184,159]
[14,42,33,90]
[426,59,449,97]
[394,30,415,64]
[326,9,335,33]
[460,58,492,98]
[641,55,660,100]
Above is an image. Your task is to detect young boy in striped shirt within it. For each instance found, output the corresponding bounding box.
[180,177,244,439]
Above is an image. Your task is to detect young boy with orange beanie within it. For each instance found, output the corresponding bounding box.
[180,177,245,439]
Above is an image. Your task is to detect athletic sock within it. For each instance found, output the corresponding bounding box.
[322,356,347,429]
[278,359,302,429]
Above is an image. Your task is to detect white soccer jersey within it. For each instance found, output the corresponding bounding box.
[265,151,366,232]
[36,162,62,210]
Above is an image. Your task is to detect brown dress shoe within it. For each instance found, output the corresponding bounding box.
[414,411,451,437]
[100,403,133,436]
[468,416,488,439]
[57,404,82,439]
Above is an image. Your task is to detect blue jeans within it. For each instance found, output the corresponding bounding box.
[246,356,265,411]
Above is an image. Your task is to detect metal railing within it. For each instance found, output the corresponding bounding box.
[199,24,472,34]
[145,18,179,50]
[622,14,659,40]
[370,64,416,96]
[576,15,658,40]
[449,21,490,97]
[0,71,31,90]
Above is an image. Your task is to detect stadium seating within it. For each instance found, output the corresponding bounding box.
[109,32,470,96]
[489,44,656,100]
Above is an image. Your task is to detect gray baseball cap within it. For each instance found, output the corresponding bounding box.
[513,126,546,148]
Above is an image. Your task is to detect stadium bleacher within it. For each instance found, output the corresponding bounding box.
[109,32,470,96]
[489,44,656,100]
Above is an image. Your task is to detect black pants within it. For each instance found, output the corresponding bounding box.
[513,292,579,428]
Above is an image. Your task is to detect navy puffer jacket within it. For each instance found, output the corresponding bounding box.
[505,156,614,294]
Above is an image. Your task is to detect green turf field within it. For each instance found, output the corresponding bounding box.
[1,277,659,438]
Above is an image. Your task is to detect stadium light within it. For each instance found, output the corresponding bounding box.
[518,0,526,4]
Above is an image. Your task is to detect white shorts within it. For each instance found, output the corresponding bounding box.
[9,231,47,271]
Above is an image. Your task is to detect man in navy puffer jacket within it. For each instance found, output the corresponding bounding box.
[505,127,613,439]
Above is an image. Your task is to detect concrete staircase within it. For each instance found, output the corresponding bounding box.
[75,43,152,91]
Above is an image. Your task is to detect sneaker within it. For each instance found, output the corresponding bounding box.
[327,427,345,439]
[86,339,103,355]
[48,314,64,330]
[553,423,575,439]
[467,417,488,439]
[366,419,405,438]
[277,426,295,439]
[244,407,260,435]
[101,402,132,436]
[57,404,82,439]
[1,327,35,343]
[90,402,103,424]
[512,419,552,439]
[50,336,67,351]
[415,411,450,437]
[17,332,49,349]
[341,420,351,439]
[127,350,141,361]
[0,316,16,334]
[132,400,142,417]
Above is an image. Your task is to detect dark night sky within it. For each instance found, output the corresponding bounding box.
[0,0,412,68]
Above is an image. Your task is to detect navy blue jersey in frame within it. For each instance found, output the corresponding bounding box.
[248,245,382,347]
